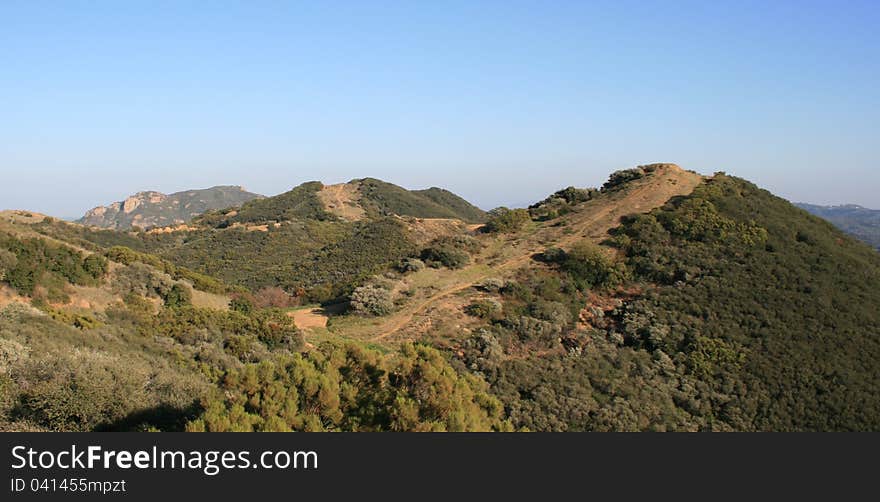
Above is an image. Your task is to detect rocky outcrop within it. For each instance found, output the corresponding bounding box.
[79,186,263,230]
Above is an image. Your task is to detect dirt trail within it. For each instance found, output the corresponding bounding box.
[317,183,366,221]
[370,165,703,341]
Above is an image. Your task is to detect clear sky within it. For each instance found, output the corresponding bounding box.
[1,0,878,217]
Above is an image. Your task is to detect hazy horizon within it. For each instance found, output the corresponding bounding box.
[8,163,879,221]
[2,1,878,216]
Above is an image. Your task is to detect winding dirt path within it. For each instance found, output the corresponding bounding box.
[370,165,703,341]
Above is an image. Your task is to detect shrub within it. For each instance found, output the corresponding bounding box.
[229,295,254,314]
[223,335,259,362]
[475,278,505,293]
[112,263,174,299]
[485,208,531,233]
[420,246,469,269]
[350,285,393,316]
[558,241,627,290]
[105,246,227,294]
[504,315,562,344]
[186,341,511,432]
[0,249,17,280]
[465,299,503,320]
[82,254,109,280]
[528,187,598,220]
[539,247,567,264]
[164,284,193,308]
[0,232,104,295]
[529,300,572,326]
[397,258,426,273]
[602,168,645,191]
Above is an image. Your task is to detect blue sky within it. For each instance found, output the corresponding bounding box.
[1,0,878,216]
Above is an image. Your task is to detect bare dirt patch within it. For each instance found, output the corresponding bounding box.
[289,303,347,331]
[317,183,366,221]
[289,308,329,329]
[399,217,471,245]
[0,285,27,309]
[147,224,198,235]
[65,286,121,311]
[191,290,231,310]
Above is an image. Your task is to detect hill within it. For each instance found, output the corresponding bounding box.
[78,186,263,230]
[196,178,486,228]
[796,203,880,249]
[3,164,880,432]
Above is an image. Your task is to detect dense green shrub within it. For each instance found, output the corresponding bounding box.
[147,306,303,354]
[546,241,628,290]
[0,249,16,280]
[397,257,426,273]
[164,283,193,308]
[609,174,880,430]
[529,187,598,220]
[229,295,255,314]
[112,263,174,299]
[357,178,485,221]
[465,299,503,320]
[485,207,531,233]
[187,341,511,432]
[0,305,208,432]
[419,235,477,270]
[420,246,469,269]
[0,232,106,297]
[105,246,227,294]
[602,168,645,191]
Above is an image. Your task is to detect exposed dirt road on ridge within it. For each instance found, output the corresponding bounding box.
[370,165,703,342]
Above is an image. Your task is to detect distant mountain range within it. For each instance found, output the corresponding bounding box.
[796,203,880,249]
[77,179,488,232]
[78,186,263,230]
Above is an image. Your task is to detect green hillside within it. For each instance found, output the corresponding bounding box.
[197,181,333,226]
[354,178,486,222]
[3,168,879,432]
[473,174,880,431]
[413,187,487,222]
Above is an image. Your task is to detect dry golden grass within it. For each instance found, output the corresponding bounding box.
[191,289,231,310]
